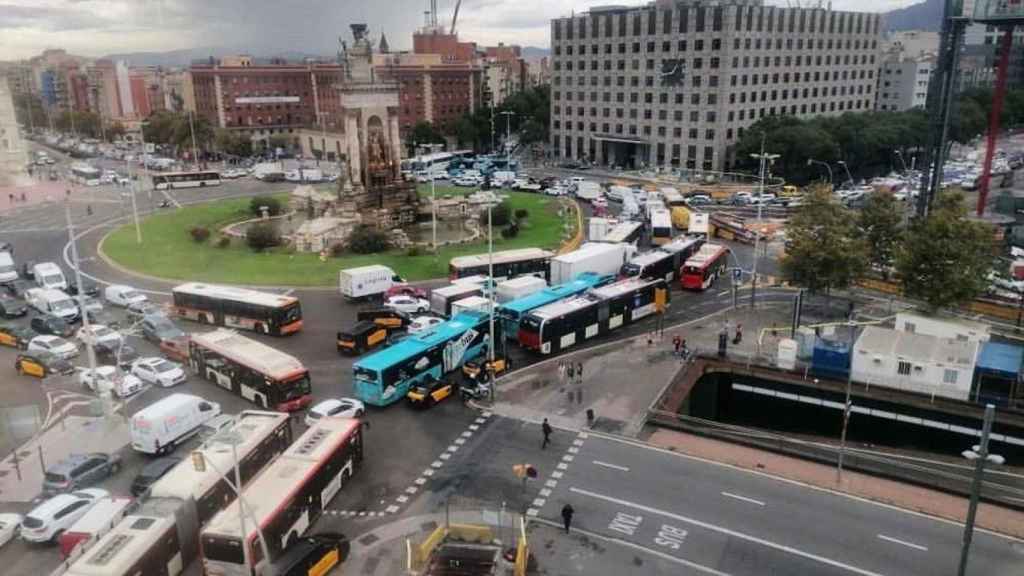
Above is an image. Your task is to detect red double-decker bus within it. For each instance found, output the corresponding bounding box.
[680,243,729,291]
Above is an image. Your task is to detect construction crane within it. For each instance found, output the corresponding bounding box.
[451,0,462,34]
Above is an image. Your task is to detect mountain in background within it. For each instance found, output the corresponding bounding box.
[884,0,944,32]
[520,46,550,60]
[100,47,332,67]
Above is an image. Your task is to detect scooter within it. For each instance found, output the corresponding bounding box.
[460,373,492,401]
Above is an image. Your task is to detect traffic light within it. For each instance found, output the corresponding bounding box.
[191,451,206,473]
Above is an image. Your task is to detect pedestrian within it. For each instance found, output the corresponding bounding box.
[566,362,575,385]
[7,194,12,204]
[558,360,565,386]
[561,503,574,533]
[673,335,681,356]
[576,361,583,385]
[20,192,26,202]
[542,418,553,450]
[733,323,743,345]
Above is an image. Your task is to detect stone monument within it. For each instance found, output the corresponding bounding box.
[0,77,31,188]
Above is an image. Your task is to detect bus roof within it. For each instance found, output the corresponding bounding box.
[191,330,306,381]
[628,249,674,267]
[684,243,728,267]
[651,210,672,226]
[499,273,609,315]
[355,311,486,371]
[152,170,220,177]
[66,515,177,576]
[173,282,297,309]
[590,276,660,299]
[449,248,553,269]
[148,411,290,501]
[601,222,643,243]
[660,237,702,254]
[202,417,360,539]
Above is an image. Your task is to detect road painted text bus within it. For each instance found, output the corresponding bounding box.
[62,515,182,576]
[518,277,669,355]
[200,417,363,576]
[152,171,222,190]
[680,243,730,290]
[497,272,612,340]
[172,282,302,336]
[449,248,553,282]
[620,237,704,283]
[189,330,313,412]
[353,311,492,406]
[70,163,102,186]
[148,411,293,526]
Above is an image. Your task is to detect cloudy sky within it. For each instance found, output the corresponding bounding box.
[2,0,922,61]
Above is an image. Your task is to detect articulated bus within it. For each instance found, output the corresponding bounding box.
[598,222,643,246]
[620,238,704,284]
[172,282,302,336]
[680,243,730,291]
[518,277,669,355]
[62,515,182,576]
[189,329,313,412]
[497,272,612,340]
[200,417,363,576]
[449,248,554,282]
[152,171,222,190]
[353,311,492,406]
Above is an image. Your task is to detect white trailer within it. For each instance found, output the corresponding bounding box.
[549,242,636,285]
[495,275,547,303]
[339,265,400,300]
[431,283,483,316]
[451,296,495,316]
[588,217,611,241]
[575,181,603,201]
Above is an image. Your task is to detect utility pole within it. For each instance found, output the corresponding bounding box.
[500,110,515,176]
[188,110,200,170]
[749,137,778,309]
[835,322,856,483]
[65,200,104,413]
[488,203,496,402]
[958,404,1004,576]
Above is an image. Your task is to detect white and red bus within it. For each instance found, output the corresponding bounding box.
[620,237,704,283]
[152,170,222,190]
[189,330,313,412]
[518,277,669,355]
[449,248,553,282]
[61,515,183,576]
[680,243,729,291]
[172,283,303,336]
[199,417,364,576]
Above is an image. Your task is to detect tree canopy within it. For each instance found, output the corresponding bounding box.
[858,192,904,278]
[780,185,868,294]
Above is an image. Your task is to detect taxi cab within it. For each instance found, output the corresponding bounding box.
[16,350,74,378]
[462,356,509,380]
[407,377,454,408]
[0,324,33,349]
[355,308,410,332]
[273,533,349,576]
[336,321,388,355]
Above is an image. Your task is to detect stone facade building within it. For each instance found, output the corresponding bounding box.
[549,0,883,171]
[0,77,30,187]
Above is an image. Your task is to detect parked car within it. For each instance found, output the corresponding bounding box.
[304,398,365,427]
[407,315,443,334]
[384,295,429,315]
[0,296,27,318]
[76,324,123,349]
[0,324,33,349]
[66,278,99,297]
[28,335,78,359]
[20,489,109,543]
[140,315,186,345]
[130,456,182,496]
[94,341,139,369]
[43,453,122,495]
[16,350,74,378]
[131,357,187,387]
[31,314,73,338]
[5,278,34,299]
[384,284,427,300]
[126,301,164,322]
[86,307,120,329]
[79,366,144,398]
[104,285,147,308]
[0,513,22,549]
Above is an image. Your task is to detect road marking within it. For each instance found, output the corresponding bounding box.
[545,479,558,488]
[570,486,885,576]
[385,505,399,514]
[877,534,928,552]
[533,498,546,507]
[455,437,466,445]
[557,462,568,470]
[526,508,539,517]
[396,495,409,503]
[415,477,427,485]
[423,468,435,477]
[540,488,552,497]
[551,471,564,479]
[720,491,765,507]
[561,454,575,462]
[439,453,451,460]
[568,446,579,454]
[431,460,443,468]
[592,460,630,472]
[461,431,473,438]
[469,424,479,431]
[405,486,418,494]
[446,445,458,452]
[573,439,585,446]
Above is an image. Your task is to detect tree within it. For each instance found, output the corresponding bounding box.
[896,191,994,310]
[347,225,390,254]
[249,196,283,217]
[106,122,126,142]
[215,129,252,158]
[780,186,868,297]
[858,192,903,278]
[268,134,292,153]
[480,202,511,227]
[410,121,444,149]
[246,223,281,252]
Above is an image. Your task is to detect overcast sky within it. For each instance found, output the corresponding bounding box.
[1,0,923,61]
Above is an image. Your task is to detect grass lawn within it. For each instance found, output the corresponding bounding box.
[415,183,476,198]
[102,191,573,285]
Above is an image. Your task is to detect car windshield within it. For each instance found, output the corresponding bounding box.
[22,516,43,529]
[53,300,75,312]
[43,274,63,285]
[154,361,177,373]
[123,290,142,300]
[44,472,66,483]
[0,265,14,274]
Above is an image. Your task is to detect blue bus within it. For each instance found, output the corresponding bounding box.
[353,311,494,406]
[497,272,613,340]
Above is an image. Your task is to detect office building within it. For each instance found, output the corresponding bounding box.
[876,51,933,112]
[549,0,883,170]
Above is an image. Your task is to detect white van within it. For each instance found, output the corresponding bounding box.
[33,262,67,290]
[130,394,221,455]
[25,288,79,321]
[0,252,17,283]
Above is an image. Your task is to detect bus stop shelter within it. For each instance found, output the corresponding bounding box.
[974,340,1023,407]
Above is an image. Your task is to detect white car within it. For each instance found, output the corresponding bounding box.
[544,186,568,196]
[453,176,483,187]
[104,284,147,308]
[384,295,429,314]
[131,357,187,387]
[408,316,443,334]
[28,335,78,360]
[76,324,123,349]
[21,489,108,543]
[0,513,22,548]
[305,398,365,427]
[79,366,144,398]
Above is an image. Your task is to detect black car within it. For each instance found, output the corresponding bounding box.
[130,456,182,496]
[95,341,139,369]
[31,314,73,338]
[141,315,186,345]
[16,350,74,377]
[5,278,33,299]
[19,260,35,280]
[272,534,350,576]
[43,452,121,494]
[67,278,99,296]
[0,297,27,318]
[86,308,121,329]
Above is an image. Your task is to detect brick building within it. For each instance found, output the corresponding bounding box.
[374,51,482,137]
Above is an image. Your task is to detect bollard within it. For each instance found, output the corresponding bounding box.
[586,409,595,424]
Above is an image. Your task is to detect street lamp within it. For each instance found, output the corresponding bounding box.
[749,141,779,310]
[806,158,833,185]
[894,150,909,174]
[837,160,854,189]
[64,200,105,414]
[499,110,516,179]
[957,404,1004,576]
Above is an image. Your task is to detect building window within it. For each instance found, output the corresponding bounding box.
[943,369,958,384]
[897,361,912,376]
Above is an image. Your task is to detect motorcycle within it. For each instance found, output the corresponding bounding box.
[460,372,492,401]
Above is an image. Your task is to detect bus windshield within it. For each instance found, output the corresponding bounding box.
[520,315,541,331]
[277,302,302,324]
[279,374,311,401]
[201,535,244,564]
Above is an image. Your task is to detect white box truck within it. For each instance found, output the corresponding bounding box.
[588,217,610,241]
[451,296,495,316]
[339,265,400,300]
[575,181,603,201]
[431,283,482,317]
[130,393,221,455]
[495,275,547,303]
[549,242,635,285]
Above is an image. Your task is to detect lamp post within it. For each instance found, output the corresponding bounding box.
[488,202,496,402]
[425,142,444,252]
[188,110,200,170]
[749,139,778,309]
[806,158,833,185]
[835,321,856,483]
[957,404,1004,576]
[500,110,516,177]
[837,160,854,189]
[64,200,105,413]
[895,150,909,174]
